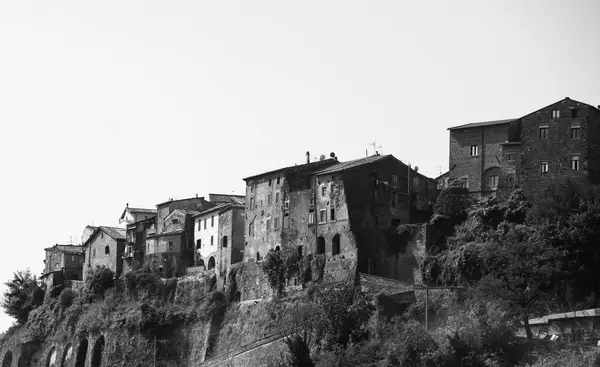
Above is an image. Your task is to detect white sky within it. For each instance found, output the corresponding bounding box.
[1,0,599,331]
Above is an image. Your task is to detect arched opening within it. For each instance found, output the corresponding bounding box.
[74,339,88,367]
[208,257,215,270]
[256,252,261,262]
[222,236,228,248]
[45,347,56,367]
[2,351,12,367]
[61,344,73,367]
[91,336,105,367]
[275,246,280,252]
[332,234,340,255]
[483,167,501,191]
[104,246,110,255]
[317,236,325,254]
[198,259,205,269]
[234,291,241,302]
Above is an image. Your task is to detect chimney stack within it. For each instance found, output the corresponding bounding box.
[126,203,129,208]
[306,151,310,164]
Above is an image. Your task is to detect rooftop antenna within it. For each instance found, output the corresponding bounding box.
[369,141,383,156]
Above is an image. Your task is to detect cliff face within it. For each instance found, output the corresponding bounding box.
[0,265,298,367]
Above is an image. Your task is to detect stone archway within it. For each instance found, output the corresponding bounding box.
[90,336,105,367]
[61,344,73,367]
[45,347,57,367]
[2,351,12,367]
[208,257,215,270]
[332,234,340,255]
[74,339,88,367]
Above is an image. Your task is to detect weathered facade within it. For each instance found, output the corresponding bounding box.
[41,244,84,288]
[194,205,224,271]
[82,226,126,280]
[243,153,437,282]
[216,204,245,281]
[122,216,155,274]
[448,97,600,200]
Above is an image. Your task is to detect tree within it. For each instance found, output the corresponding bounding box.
[433,183,472,225]
[1,269,45,325]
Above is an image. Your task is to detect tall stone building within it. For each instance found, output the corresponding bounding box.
[448,97,600,199]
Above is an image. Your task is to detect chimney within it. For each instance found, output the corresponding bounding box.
[306,151,310,164]
[126,203,129,208]
[195,193,198,198]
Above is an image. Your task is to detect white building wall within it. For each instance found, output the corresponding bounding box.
[194,213,220,261]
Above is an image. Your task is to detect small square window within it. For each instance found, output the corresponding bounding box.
[571,109,579,118]
[571,155,580,171]
[552,109,560,119]
[539,127,549,139]
[470,145,478,156]
[506,152,516,161]
[571,127,580,139]
[540,162,549,174]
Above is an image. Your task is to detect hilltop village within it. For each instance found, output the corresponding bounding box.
[41,96,600,296]
[3,96,600,367]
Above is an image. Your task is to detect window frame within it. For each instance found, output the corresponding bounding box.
[319,209,327,224]
[571,126,580,139]
[470,145,478,157]
[552,109,560,119]
[571,155,580,171]
[540,161,549,174]
[539,126,549,139]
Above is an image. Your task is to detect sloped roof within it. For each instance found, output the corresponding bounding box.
[314,154,392,175]
[174,209,202,216]
[193,203,231,218]
[209,194,245,205]
[44,244,85,254]
[99,226,126,240]
[243,158,339,181]
[119,206,157,220]
[447,118,516,131]
[158,228,185,236]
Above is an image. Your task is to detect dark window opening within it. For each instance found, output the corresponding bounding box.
[269,179,272,186]
[208,257,215,270]
[369,171,378,179]
[539,127,549,139]
[256,252,261,262]
[222,236,228,248]
[297,245,303,257]
[391,218,401,227]
[332,234,340,255]
[330,208,336,221]
[276,177,281,185]
[571,127,580,139]
[196,239,201,249]
[572,109,579,118]
[104,246,110,255]
[317,236,325,254]
[275,246,280,252]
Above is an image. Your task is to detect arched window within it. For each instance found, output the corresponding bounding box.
[317,236,325,254]
[208,257,215,270]
[104,246,110,255]
[275,246,280,252]
[222,236,228,248]
[332,234,340,255]
[199,259,205,269]
[484,167,501,190]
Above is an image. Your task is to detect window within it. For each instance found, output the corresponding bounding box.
[204,219,207,229]
[250,197,254,209]
[197,221,201,231]
[332,234,340,255]
[319,209,327,223]
[391,193,397,208]
[276,177,281,185]
[275,192,279,203]
[93,249,96,257]
[308,210,315,224]
[540,161,549,174]
[284,212,289,228]
[267,193,272,205]
[571,155,580,171]
[222,236,228,248]
[211,215,214,227]
[571,109,579,118]
[268,179,272,186]
[552,109,560,119]
[316,237,325,254]
[470,145,478,156]
[392,174,398,188]
[172,218,179,225]
[249,222,254,236]
[507,175,515,186]
[196,239,201,249]
[488,175,499,188]
[266,218,272,231]
[274,217,280,230]
[309,196,315,206]
[460,178,469,189]
[506,152,516,161]
[321,185,327,196]
[539,126,549,139]
[210,236,214,246]
[105,246,110,255]
[330,208,336,221]
[571,127,580,139]
[168,241,173,250]
[284,199,290,209]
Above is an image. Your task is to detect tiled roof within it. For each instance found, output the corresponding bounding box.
[99,226,126,240]
[128,207,156,214]
[44,244,85,254]
[193,203,230,218]
[209,194,245,205]
[314,154,391,175]
[447,118,516,131]
[158,228,184,236]
[243,158,338,181]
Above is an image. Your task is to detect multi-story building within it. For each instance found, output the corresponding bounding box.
[122,216,155,274]
[448,97,600,199]
[41,244,85,287]
[243,153,437,282]
[118,204,157,229]
[82,226,126,280]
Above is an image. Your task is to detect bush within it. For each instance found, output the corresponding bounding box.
[58,288,75,308]
[83,266,114,302]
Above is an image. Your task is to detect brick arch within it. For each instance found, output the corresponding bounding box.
[90,336,105,367]
[74,339,88,367]
[45,346,57,367]
[2,351,12,367]
[60,343,73,367]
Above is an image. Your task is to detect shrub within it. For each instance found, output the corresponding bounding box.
[83,266,114,302]
[58,288,75,308]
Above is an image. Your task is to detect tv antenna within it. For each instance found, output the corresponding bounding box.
[369,141,383,155]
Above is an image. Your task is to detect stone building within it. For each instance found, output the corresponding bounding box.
[243,153,437,282]
[193,204,224,271]
[117,204,156,228]
[122,216,155,274]
[82,226,126,280]
[41,244,84,288]
[448,97,600,200]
